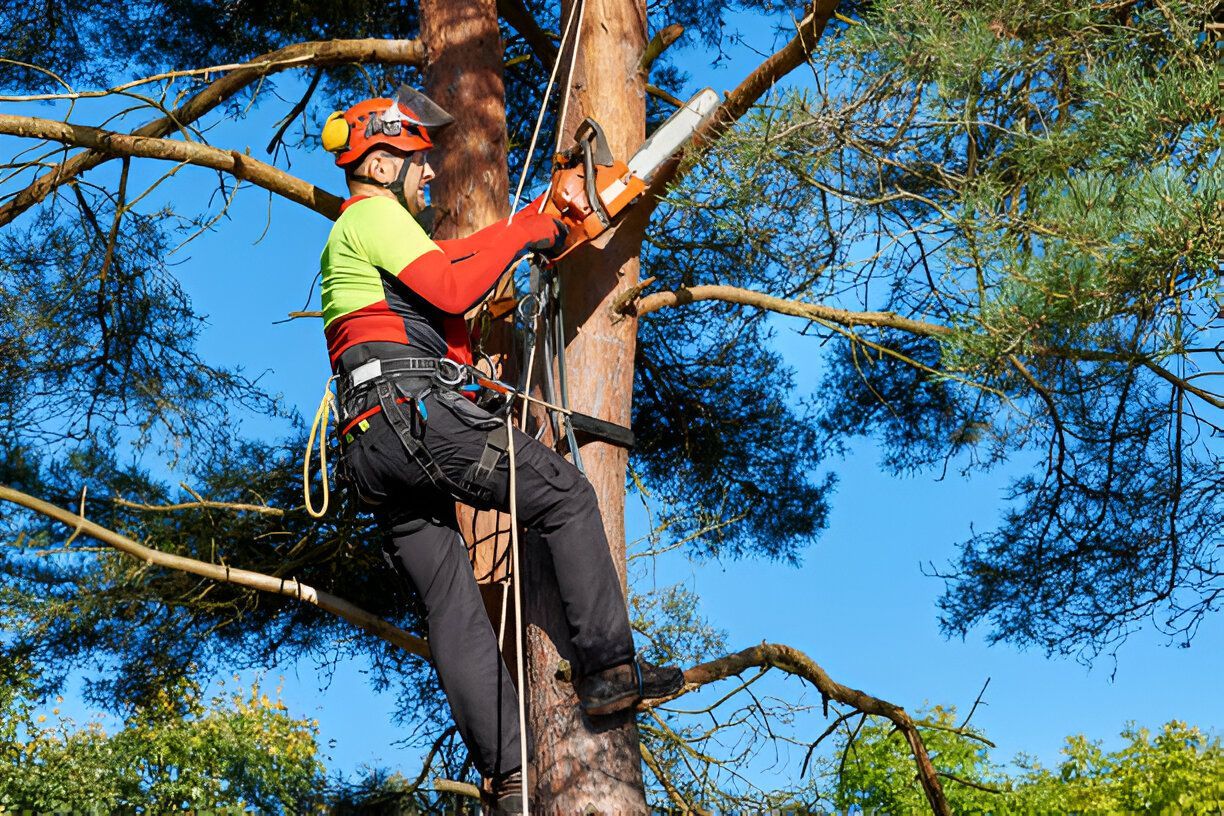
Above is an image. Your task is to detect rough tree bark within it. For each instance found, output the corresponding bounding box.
[524,0,651,811]
[420,0,510,240]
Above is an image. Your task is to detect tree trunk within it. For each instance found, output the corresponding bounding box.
[423,0,650,808]
[420,0,509,240]
[526,0,649,811]
[420,0,516,590]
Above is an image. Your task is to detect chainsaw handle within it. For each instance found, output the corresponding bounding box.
[572,118,615,166]
[581,135,611,228]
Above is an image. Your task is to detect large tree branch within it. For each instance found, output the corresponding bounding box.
[626,283,952,337]
[0,484,429,659]
[0,38,424,227]
[0,115,343,219]
[625,284,1224,408]
[641,0,840,212]
[646,643,951,816]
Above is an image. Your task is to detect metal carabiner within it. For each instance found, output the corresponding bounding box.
[434,357,467,388]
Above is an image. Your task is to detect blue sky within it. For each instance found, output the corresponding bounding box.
[7,6,1221,795]
[167,48,1221,785]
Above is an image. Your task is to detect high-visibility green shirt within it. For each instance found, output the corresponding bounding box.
[319,195,536,368]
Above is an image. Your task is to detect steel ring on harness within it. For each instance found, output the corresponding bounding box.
[435,357,467,388]
[517,292,541,325]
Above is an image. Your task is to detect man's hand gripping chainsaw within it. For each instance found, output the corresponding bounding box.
[537,88,719,261]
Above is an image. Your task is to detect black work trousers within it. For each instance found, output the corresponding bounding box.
[341,380,635,778]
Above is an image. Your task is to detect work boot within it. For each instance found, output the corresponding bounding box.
[490,768,527,815]
[577,659,685,716]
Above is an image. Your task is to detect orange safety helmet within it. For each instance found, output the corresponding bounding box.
[322,85,455,167]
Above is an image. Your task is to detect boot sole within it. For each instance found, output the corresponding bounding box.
[580,689,640,717]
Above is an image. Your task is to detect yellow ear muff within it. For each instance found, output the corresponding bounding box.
[321,111,351,153]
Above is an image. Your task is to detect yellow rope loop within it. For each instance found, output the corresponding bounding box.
[304,375,338,519]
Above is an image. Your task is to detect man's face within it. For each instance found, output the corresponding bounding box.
[368,150,434,215]
[396,151,434,215]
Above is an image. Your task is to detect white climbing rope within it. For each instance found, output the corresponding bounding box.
[505,413,531,816]
[500,2,593,806]
[508,0,586,219]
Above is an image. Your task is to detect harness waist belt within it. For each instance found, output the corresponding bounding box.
[346,356,465,392]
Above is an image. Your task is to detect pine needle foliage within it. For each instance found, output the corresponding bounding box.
[646,0,1222,658]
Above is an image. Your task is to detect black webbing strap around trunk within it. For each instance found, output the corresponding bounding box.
[568,412,635,449]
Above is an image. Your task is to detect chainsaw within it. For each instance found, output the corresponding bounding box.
[539,88,719,260]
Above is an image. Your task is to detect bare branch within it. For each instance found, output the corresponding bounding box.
[266,68,324,155]
[958,676,991,731]
[639,24,685,75]
[915,719,997,749]
[497,0,559,69]
[647,84,686,108]
[0,484,429,659]
[627,284,1223,408]
[407,726,459,795]
[937,771,1004,795]
[646,642,952,816]
[114,496,287,517]
[627,283,951,337]
[643,0,841,208]
[0,114,343,219]
[432,779,483,800]
[0,38,424,227]
[1,56,324,103]
[1138,358,1224,409]
[640,741,711,815]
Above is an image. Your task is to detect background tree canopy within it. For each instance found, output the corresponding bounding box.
[0,0,1219,809]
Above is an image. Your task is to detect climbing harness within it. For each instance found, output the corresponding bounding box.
[332,356,514,508]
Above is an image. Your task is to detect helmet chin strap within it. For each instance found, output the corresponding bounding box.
[350,157,415,211]
[384,157,415,211]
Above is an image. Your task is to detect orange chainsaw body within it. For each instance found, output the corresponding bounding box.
[539,118,648,260]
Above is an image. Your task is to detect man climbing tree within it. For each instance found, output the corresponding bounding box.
[315,85,683,811]
[0,0,1217,812]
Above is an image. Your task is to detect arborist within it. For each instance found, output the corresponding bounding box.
[317,86,683,810]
